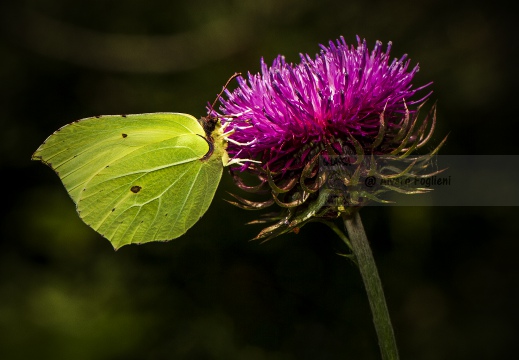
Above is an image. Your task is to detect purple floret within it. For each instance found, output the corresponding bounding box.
[213,36,431,174]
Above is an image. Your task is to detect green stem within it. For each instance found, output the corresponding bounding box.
[342,210,399,360]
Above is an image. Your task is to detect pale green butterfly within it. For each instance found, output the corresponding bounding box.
[32,74,247,249]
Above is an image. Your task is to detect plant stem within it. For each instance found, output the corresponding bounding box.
[343,210,399,360]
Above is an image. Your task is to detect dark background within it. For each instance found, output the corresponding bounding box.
[1,0,518,359]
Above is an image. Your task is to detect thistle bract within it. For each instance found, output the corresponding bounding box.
[213,36,445,240]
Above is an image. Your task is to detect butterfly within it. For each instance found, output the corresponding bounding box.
[32,74,246,249]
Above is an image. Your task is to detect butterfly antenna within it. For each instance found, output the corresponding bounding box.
[209,72,241,114]
[201,72,241,138]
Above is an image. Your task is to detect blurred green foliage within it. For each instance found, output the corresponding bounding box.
[1,0,518,359]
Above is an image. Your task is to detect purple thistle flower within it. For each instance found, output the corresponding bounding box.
[214,36,431,174]
[212,36,444,240]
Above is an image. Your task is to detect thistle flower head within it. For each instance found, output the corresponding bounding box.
[211,36,444,240]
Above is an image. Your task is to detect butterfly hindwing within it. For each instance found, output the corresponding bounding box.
[32,112,224,248]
